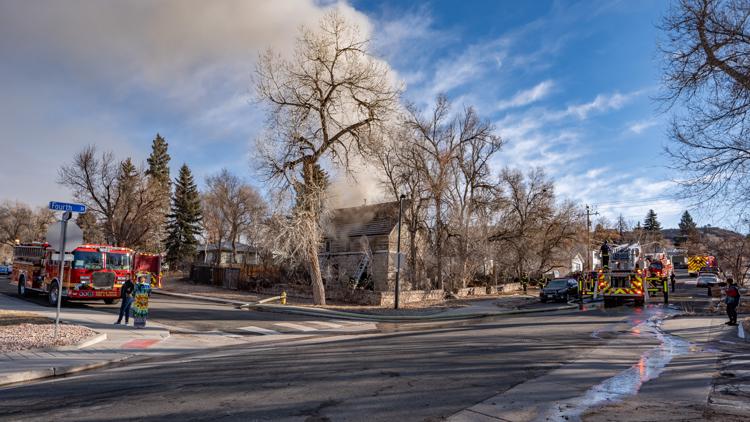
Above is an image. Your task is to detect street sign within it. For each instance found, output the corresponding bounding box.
[48,201,86,213]
[46,221,83,252]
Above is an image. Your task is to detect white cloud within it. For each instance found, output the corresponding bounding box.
[565,91,638,119]
[496,80,554,111]
[628,118,659,134]
[428,37,511,97]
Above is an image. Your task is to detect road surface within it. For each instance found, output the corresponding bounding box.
[0,271,738,421]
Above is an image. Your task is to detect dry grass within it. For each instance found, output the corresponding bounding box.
[0,310,51,327]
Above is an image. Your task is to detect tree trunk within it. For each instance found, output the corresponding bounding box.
[409,227,418,289]
[302,160,326,305]
[307,230,325,305]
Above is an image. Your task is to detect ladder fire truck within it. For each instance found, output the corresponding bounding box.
[10,243,161,307]
[687,255,718,277]
[595,243,670,307]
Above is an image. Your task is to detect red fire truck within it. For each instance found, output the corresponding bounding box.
[10,243,161,307]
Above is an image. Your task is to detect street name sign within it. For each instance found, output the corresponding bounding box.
[49,201,87,213]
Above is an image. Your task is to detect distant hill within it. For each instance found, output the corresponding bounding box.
[662,227,744,243]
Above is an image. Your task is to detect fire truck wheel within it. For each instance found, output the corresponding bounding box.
[634,298,645,307]
[17,276,28,297]
[47,281,60,307]
[103,298,119,305]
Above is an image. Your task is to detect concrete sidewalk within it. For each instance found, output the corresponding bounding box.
[0,293,251,387]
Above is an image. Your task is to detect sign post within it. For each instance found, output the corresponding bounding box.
[48,201,86,339]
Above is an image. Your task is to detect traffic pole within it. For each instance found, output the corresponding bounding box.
[54,211,71,339]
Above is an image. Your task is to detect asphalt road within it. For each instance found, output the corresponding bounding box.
[0,305,648,422]
[0,272,721,421]
[0,276,372,336]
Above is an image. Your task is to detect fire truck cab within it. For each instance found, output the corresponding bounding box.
[11,243,160,307]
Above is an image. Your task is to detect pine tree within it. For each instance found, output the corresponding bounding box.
[146,134,171,185]
[643,209,662,232]
[145,133,172,251]
[164,164,203,268]
[678,211,697,235]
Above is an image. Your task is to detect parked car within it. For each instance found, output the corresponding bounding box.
[696,273,719,288]
[0,265,9,276]
[540,278,578,303]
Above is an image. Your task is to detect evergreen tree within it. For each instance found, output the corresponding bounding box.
[678,211,697,235]
[643,209,662,232]
[164,164,203,268]
[146,134,171,185]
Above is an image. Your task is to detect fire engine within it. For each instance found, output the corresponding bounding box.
[598,243,647,307]
[10,243,161,307]
[687,255,718,277]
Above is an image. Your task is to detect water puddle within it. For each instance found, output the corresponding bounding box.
[547,315,692,421]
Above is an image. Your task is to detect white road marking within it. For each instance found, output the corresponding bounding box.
[274,322,318,332]
[238,326,281,335]
[304,321,343,329]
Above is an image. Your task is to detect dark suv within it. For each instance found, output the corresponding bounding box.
[540,278,579,303]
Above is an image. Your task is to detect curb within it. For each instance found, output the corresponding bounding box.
[246,302,579,323]
[153,289,250,307]
[0,354,133,387]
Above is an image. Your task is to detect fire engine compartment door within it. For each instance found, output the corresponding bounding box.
[134,254,161,286]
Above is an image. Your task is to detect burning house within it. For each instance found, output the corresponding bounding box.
[319,201,407,293]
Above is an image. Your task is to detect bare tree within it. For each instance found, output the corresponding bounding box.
[0,201,54,247]
[446,114,503,289]
[58,146,162,248]
[490,168,582,280]
[255,11,399,304]
[204,169,266,265]
[405,95,499,290]
[661,0,750,206]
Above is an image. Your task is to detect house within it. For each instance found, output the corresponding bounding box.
[195,242,260,266]
[571,253,584,273]
[319,201,407,292]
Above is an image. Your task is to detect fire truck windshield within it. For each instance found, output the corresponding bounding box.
[106,252,131,270]
[73,251,103,270]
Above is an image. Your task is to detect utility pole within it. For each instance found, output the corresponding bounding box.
[585,205,599,273]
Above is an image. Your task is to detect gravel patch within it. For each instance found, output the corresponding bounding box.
[0,312,97,353]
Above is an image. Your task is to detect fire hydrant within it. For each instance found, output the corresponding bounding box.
[281,291,287,305]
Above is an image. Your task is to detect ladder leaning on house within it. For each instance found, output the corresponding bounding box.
[351,253,370,287]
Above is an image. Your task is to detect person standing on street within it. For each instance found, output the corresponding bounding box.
[670,272,676,293]
[115,277,135,325]
[725,278,741,326]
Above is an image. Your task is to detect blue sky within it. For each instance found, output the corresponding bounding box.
[0,0,709,229]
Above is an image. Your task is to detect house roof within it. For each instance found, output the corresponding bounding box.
[324,201,401,238]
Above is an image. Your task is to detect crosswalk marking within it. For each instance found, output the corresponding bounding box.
[239,326,281,335]
[274,322,318,332]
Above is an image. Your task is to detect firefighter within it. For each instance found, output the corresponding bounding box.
[725,278,741,326]
[600,240,610,270]
[670,272,676,293]
[115,277,135,326]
